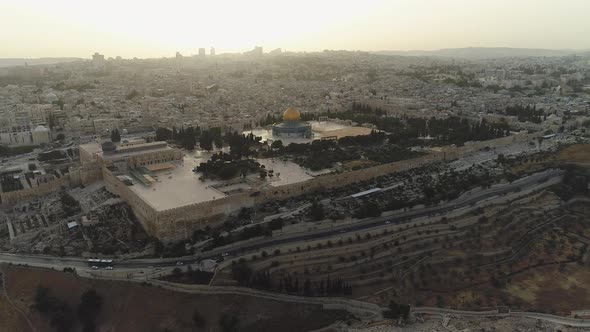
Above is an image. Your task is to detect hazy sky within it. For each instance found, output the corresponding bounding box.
[1,0,589,58]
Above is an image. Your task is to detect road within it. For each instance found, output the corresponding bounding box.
[0,169,562,271]
[412,307,590,327]
[188,169,563,262]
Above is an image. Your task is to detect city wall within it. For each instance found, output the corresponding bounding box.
[0,173,71,205]
[154,194,254,240]
[102,167,159,235]
[106,131,542,242]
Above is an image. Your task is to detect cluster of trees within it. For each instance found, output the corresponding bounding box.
[350,166,499,216]
[110,128,121,142]
[206,218,284,250]
[552,166,589,201]
[384,301,411,320]
[307,104,509,146]
[282,140,360,171]
[195,152,264,180]
[260,113,280,126]
[305,104,403,133]
[231,263,352,297]
[155,126,223,151]
[504,104,544,124]
[390,117,509,145]
[33,286,103,332]
[276,274,352,296]
[363,144,421,164]
[155,126,263,154]
[421,167,493,205]
[338,130,386,146]
[354,200,382,219]
[300,276,353,297]
[268,130,418,171]
[225,132,262,159]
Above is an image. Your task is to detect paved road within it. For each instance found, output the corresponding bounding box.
[189,169,562,261]
[413,307,590,327]
[0,169,563,271]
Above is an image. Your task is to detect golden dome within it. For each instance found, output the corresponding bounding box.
[282,107,301,121]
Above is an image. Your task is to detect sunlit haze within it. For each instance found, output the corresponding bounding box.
[1,0,589,58]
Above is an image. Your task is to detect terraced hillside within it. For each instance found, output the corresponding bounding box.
[213,171,590,315]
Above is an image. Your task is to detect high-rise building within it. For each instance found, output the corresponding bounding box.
[210,47,215,56]
[92,52,105,69]
[198,48,206,56]
[175,52,183,69]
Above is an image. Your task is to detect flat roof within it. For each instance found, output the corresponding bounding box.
[79,142,102,155]
[128,156,227,211]
[101,145,175,160]
[80,142,175,160]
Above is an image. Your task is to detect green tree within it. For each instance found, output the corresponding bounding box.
[310,200,324,221]
[200,132,213,151]
[271,140,283,150]
[110,129,121,142]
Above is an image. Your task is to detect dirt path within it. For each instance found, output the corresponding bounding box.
[0,266,36,332]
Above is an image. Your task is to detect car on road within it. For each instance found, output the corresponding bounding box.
[91,266,99,270]
[105,266,113,270]
[385,221,391,224]
[176,262,183,266]
[222,252,229,257]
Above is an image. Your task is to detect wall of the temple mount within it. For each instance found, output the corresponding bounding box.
[99,131,543,241]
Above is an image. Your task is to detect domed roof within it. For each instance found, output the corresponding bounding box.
[101,140,116,153]
[282,107,301,122]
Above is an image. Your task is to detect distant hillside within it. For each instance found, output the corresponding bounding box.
[0,57,83,68]
[374,47,590,59]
